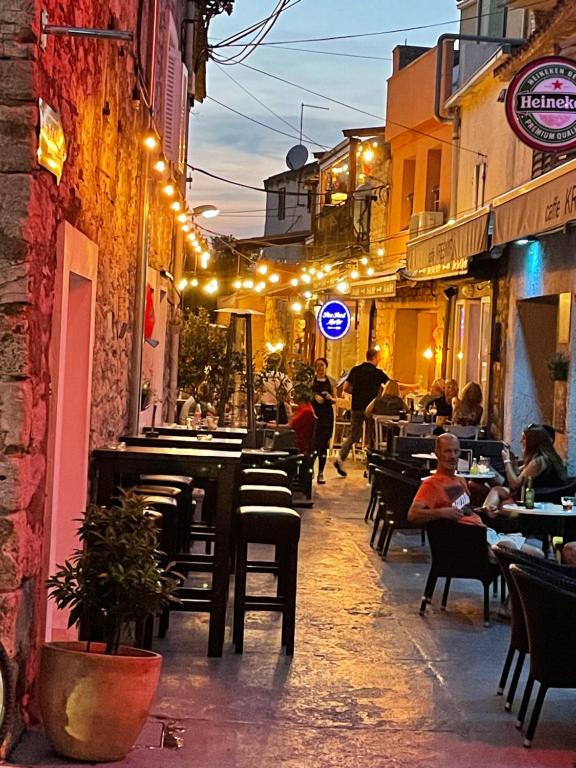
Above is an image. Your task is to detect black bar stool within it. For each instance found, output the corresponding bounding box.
[233,505,301,655]
[240,468,289,487]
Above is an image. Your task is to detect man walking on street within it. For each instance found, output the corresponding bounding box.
[333,348,389,477]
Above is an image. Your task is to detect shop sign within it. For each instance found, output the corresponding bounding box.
[493,161,576,245]
[406,210,490,279]
[349,278,396,299]
[317,300,351,340]
[505,57,576,153]
[37,98,67,183]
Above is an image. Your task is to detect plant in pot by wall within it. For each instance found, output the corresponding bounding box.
[39,492,179,762]
[547,352,569,381]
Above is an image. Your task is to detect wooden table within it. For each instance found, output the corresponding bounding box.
[122,433,243,452]
[241,448,290,466]
[144,424,248,441]
[91,444,241,657]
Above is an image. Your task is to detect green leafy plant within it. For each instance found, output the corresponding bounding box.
[290,360,315,403]
[46,492,179,655]
[178,307,242,405]
[547,352,569,381]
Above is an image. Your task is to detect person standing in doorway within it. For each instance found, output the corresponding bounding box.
[311,357,336,485]
[333,348,389,477]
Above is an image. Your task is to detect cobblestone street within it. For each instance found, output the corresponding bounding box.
[12,465,576,767]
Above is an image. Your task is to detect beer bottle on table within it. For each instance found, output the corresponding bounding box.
[524,477,535,510]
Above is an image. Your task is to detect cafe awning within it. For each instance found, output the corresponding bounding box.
[492,158,576,246]
[405,207,490,280]
[348,274,397,299]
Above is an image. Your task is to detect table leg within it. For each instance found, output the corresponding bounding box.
[207,467,237,657]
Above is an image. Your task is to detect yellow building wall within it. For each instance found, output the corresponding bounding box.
[456,72,533,217]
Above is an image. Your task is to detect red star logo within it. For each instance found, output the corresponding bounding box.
[552,79,563,90]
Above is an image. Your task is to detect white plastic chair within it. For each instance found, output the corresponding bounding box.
[403,423,435,437]
[445,425,480,439]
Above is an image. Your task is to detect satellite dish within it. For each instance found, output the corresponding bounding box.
[286,144,308,171]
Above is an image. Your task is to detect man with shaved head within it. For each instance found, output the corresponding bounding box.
[408,434,542,556]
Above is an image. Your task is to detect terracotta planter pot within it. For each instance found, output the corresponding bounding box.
[39,641,162,762]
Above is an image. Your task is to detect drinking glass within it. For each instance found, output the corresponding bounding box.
[562,496,574,511]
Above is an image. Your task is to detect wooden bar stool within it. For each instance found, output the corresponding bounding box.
[233,506,301,655]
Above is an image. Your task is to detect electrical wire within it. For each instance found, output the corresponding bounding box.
[251,45,392,61]
[230,60,487,158]
[214,62,327,148]
[205,95,326,147]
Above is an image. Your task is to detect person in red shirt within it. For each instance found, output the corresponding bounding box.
[287,394,317,454]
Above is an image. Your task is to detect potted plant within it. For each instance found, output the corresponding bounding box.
[547,352,569,381]
[39,492,179,762]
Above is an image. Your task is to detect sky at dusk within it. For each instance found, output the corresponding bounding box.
[187,1,459,240]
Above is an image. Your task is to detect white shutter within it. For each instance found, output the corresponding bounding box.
[178,64,189,174]
[163,46,182,163]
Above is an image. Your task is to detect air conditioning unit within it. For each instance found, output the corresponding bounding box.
[409,211,445,237]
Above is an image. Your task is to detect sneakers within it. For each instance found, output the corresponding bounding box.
[317,473,326,485]
[333,458,347,477]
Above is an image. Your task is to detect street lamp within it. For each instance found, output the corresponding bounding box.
[191,204,220,219]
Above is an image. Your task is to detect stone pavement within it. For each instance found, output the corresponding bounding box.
[11,465,576,767]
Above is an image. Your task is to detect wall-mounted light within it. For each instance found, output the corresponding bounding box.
[514,236,538,246]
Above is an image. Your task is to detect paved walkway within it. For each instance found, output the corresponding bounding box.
[11,465,576,767]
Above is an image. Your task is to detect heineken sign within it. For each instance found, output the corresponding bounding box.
[505,56,576,153]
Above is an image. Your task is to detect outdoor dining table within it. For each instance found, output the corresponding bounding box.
[143,424,248,441]
[501,501,576,540]
[241,448,290,466]
[90,444,242,657]
[122,433,243,452]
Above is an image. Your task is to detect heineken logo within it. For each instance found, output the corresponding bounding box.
[505,56,576,153]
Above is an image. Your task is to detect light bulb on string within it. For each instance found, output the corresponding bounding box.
[153,158,167,173]
[268,273,280,283]
[290,278,299,287]
[177,278,188,291]
[350,270,359,280]
[291,302,302,312]
[233,279,242,290]
[243,279,254,289]
[257,264,268,275]
[176,212,187,224]
[377,248,384,256]
[190,278,199,287]
[324,264,332,272]
[182,224,190,233]
[301,274,311,284]
[303,291,312,299]
[170,200,182,212]
[360,256,369,265]
[366,267,375,276]
[163,182,176,197]
[255,282,266,293]
[143,133,159,150]
[200,251,210,269]
[309,267,316,275]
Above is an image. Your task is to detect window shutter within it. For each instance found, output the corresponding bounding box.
[178,64,189,174]
[163,46,182,163]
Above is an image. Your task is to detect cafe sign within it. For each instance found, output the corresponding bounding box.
[505,56,576,153]
[37,98,67,183]
[317,300,351,340]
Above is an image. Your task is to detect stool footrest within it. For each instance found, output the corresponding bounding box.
[246,561,279,573]
[244,595,287,611]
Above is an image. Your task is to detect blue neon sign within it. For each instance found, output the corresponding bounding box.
[317,300,351,340]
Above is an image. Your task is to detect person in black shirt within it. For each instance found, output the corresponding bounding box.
[311,357,336,484]
[426,379,458,421]
[334,348,389,476]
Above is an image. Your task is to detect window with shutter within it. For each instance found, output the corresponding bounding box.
[163,46,182,163]
[178,65,189,174]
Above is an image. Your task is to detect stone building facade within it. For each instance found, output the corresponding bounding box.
[0,0,233,750]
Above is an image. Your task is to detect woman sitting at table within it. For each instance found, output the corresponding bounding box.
[271,391,318,454]
[452,381,483,426]
[483,424,567,511]
[365,379,405,417]
[419,378,445,411]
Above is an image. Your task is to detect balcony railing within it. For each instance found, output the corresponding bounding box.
[313,197,372,253]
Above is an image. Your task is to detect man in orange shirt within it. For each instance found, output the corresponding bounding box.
[408,434,541,555]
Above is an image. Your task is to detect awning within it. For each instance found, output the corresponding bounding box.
[493,158,576,246]
[405,207,490,280]
[348,274,396,299]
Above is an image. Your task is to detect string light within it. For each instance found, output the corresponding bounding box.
[324,264,332,272]
[291,301,302,312]
[269,273,280,283]
[143,133,159,150]
[350,269,359,279]
[176,212,187,223]
[255,281,266,292]
[182,224,190,232]
[177,278,188,291]
[204,278,219,295]
[290,278,299,287]
[257,264,268,275]
[303,291,312,299]
[301,274,311,284]
[153,159,167,173]
[336,280,349,294]
[366,267,374,276]
[200,251,210,269]
[163,183,176,197]
[377,248,384,256]
[243,279,254,289]
[170,201,182,212]
[233,279,242,289]
[360,256,369,265]
[190,277,199,287]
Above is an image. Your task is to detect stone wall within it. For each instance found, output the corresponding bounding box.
[0,0,186,747]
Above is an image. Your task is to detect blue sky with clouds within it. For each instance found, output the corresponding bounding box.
[188,1,459,238]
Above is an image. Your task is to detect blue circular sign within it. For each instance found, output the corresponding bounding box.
[317,300,351,340]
